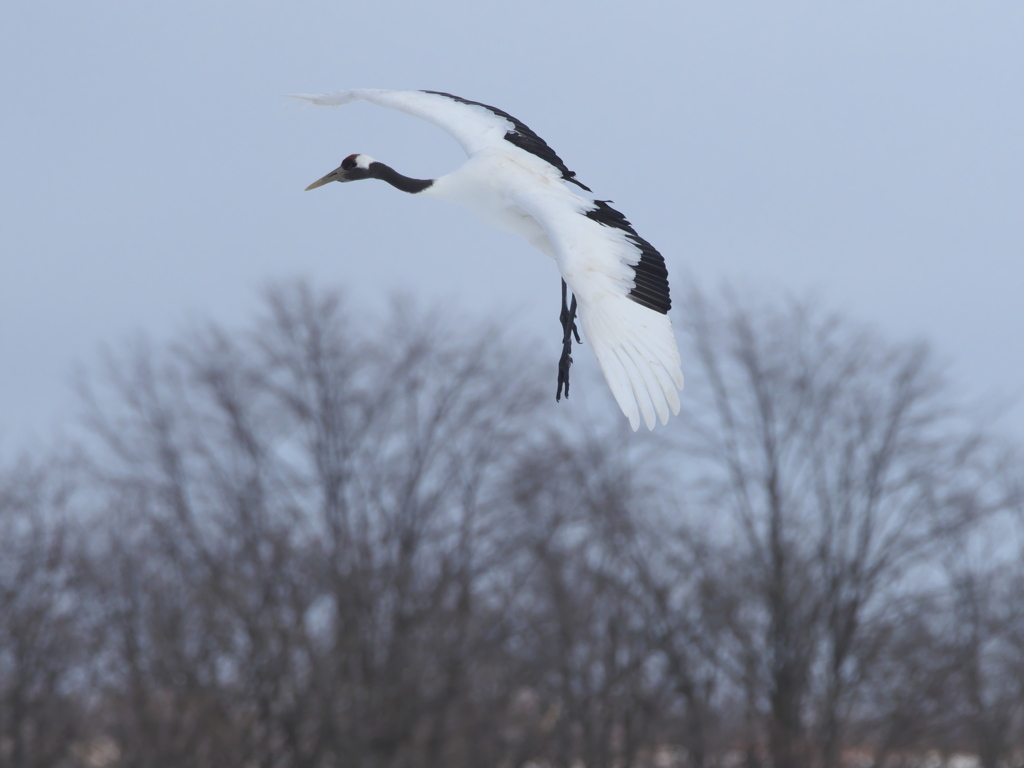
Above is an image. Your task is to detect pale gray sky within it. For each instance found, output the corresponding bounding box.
[2,1,1023,450]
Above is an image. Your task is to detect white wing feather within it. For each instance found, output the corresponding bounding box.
[510,185,684,431]
[290,90,513,157]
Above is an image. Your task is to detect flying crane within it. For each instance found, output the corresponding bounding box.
[296,89,683,431]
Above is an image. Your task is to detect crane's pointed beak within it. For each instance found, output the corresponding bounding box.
[305,167,342,191]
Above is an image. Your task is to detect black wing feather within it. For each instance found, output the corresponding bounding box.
[584,201,672,315]
[422,91,592,192]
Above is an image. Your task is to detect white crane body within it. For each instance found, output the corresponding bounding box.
[295,89,684,430]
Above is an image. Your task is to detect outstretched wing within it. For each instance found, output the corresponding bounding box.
[290,89,590,189]
[510,185,684,431]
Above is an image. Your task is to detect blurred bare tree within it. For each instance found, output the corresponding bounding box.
[0,457,85,768]
[669,286,1012,768]
[938,517,1024,768]
[74,282,567,767]
[1,280,1021,768]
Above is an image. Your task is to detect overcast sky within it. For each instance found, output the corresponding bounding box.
[2,1,1022,452]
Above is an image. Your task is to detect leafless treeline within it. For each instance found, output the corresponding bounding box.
[1,281,1022,768]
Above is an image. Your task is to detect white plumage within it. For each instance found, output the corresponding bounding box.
[294,89,684,431]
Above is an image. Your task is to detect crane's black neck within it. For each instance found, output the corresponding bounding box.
[368,162,434,194]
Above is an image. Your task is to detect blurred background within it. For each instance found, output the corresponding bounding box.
[1,2,1023,767]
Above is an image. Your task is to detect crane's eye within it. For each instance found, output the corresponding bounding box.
[341,154,359,170]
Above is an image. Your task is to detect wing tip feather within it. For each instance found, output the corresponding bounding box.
[582,305,684,432]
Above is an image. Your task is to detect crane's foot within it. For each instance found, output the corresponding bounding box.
[556,279,581,402]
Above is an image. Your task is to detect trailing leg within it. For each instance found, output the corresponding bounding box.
[556,279,581,401]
